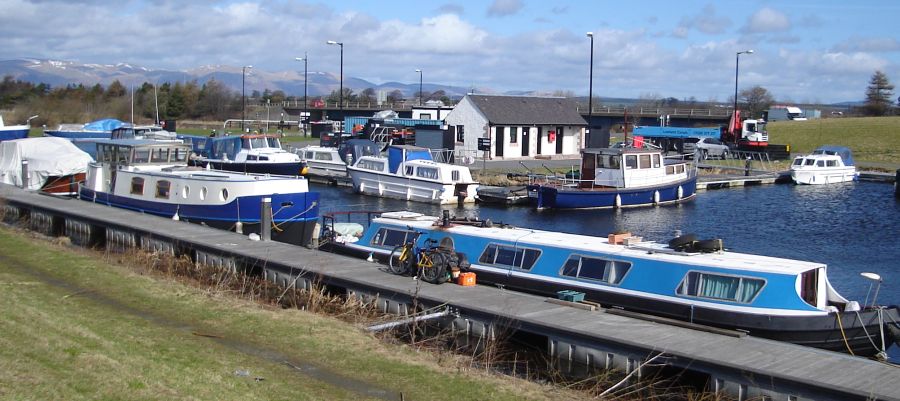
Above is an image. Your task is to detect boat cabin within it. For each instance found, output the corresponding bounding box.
[578,148,691,189]
[94,140,193,167]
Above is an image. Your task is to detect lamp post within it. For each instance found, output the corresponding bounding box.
[326,40,344,111]
[415,69,423,106]
[241,65,252,132]
[733,50,753,118]
[294,54,308,135]
[586,32,594,147]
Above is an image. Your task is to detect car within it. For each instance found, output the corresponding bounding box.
[683,137,729,160]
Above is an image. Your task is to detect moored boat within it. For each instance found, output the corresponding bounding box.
[44,118,126,139]
[790,145,858,185]
[321,210,900,357]
[0,114,32,141]
[295,139,379,178]
[181,133,307,176]
[0,137,92,195]
[346,145,479,204]
[527,147,697,209]
[79,140,319,246]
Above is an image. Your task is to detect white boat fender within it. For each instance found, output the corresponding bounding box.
[653,190,660,205]
[844,300,860,312]
[614,194,622,208]
[677,185,683,199]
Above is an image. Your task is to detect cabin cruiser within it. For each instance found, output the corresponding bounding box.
[0,137,92,195]
[44,118,126,139]
[321,210,900,357]
[346,145,479,204]
[79,140,319,246]
[295,139,379,178]
[181,133,307,176]
[790,145,858,185]
[527,147,697,209]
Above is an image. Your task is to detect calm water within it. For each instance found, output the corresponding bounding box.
[315,180,900,357]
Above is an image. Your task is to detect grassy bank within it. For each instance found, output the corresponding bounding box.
[768,116,900,164]
[0,227,572,401]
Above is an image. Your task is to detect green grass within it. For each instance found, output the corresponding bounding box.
[0,228,567,401]
[768,116,900,164]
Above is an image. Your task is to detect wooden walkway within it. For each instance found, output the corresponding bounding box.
[2,185,898,401]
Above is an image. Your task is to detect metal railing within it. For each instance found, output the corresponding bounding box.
[528,160,697,190]
[576,106,733,117]
[695,149,777,172]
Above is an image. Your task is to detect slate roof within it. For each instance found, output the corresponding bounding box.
[466,94,587,126]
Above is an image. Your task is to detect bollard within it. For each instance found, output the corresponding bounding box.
[744,157,752,177]
[260,197,272,241]
[20,160,29,189]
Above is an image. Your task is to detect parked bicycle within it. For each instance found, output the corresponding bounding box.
[388,231,451,284]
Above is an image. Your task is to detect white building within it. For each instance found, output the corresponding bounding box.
[444,94,587,160]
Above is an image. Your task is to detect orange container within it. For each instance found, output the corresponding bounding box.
[458,272,476,286]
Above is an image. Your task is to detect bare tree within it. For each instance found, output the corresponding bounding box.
[739,86,775,119]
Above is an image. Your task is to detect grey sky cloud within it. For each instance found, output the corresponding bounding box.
[487,0,523,17]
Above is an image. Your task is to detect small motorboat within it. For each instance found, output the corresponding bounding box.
[182,133,307,177]
[790,145,858,185]
[0,114,35,141]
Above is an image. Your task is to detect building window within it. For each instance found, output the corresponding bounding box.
[155,180,171,199]
[130,177,144,195]
[420,113,432,119]
[510,127,518,144]
[456,125,465,142]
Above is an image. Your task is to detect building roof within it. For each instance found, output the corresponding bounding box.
[465,94,587,126]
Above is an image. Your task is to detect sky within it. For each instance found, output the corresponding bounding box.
[1,0,899,104]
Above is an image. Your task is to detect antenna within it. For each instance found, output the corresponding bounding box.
[860,272,882,307]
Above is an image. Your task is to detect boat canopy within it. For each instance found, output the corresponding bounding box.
[339,139,379,164]
[83,118,127,132]
[387,145,432,173]
[811,145,854,166]
[0,137,93,190]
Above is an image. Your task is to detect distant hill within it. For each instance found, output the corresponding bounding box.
[0,58,474,99]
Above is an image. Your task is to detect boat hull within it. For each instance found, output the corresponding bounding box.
[348,168,478,204]
[44,130,112,139]
[791,167,858,185]
[191,159,307,177]
[79,187,319,247]
[528,176,697,209]
[0,127,29,141]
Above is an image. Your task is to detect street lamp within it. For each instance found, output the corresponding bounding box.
[241,65,252,131]
[733,50,753,118]
[415,69,423,106]
[295,55,308,135]
[586,32,594,147]
[326,40,344,111]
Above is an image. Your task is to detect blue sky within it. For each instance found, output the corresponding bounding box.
[1,0,898,103]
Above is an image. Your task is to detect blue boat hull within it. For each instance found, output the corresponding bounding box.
[0,128,29,141]
[528,176,697,209]
[79,187,319,246]
[44,131,112,139]
[191,159,307,177]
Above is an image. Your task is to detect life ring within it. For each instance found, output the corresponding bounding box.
[668,234,698,250]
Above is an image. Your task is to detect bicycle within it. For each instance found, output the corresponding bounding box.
[388,232,449,284]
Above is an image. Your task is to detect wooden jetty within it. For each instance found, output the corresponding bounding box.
[1,184,898,401]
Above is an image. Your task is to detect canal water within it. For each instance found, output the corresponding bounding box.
[314,180,900,358]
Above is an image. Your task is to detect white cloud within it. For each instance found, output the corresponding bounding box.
[742,7,791,34]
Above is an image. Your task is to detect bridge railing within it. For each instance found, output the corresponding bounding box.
[578,106,733,117]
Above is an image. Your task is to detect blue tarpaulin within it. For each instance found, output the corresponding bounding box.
[387,145,432,173]
[83,119,127,132]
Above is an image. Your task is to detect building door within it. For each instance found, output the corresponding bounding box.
[556,126,564,154]
[521,127,530,156]
[536,127,543,155]
[495,127,505,157]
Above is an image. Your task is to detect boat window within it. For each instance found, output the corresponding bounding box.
[405,166,414,176]
[478,243,541,270]
[816,160,825,167]
[155,180,171,199]
[676,271,765,303]
[639,154,651,169]
[248,137,268,149]
[653,154,661,168]
[182,186,189,199]
[559,255,631,285]
[172,148,189,162]
[133,149,150,163]
[416,167,439,180]
[314,152,333,161]
[803,159,815,166]
[305,151,314,160]
[267,137,281,148]
[130,177,144,195]
[370,227,413,248]
[792,158,803,166]
[676,164,684,174]
[220,188,229,201]
[356,159,385,171]
[258,155,269,161]
[116,147,130,164]
[625,155,637,170]
[826,160,837,167]
[609,156,621,169]
[200,187,207,200]
[452,170,460,181]
[151,148,169,163]
[666,165,675,174]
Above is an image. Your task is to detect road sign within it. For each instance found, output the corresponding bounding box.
[477,138,491,151]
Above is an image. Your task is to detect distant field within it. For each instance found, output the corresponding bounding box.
[767,116,900,164]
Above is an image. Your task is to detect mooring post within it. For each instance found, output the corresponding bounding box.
[20,160,29,189]
[260,197,272,241]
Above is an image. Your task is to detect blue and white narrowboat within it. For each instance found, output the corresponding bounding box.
[79,140,319,246]
[180,133,307,177]
[323,211,900,357]
[347,145,479,204]
[527,147,697,209]
[0,114,32,141]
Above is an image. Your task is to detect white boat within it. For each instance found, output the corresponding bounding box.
[790,145,858,185]
[0,114,32,141]
[79,139,320,246]
[296,139,379,178]
[0,137,92,195]
[346,145,479,204]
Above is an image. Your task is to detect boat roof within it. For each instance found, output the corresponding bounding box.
[583,147,661,155]
[375,212,825,275]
